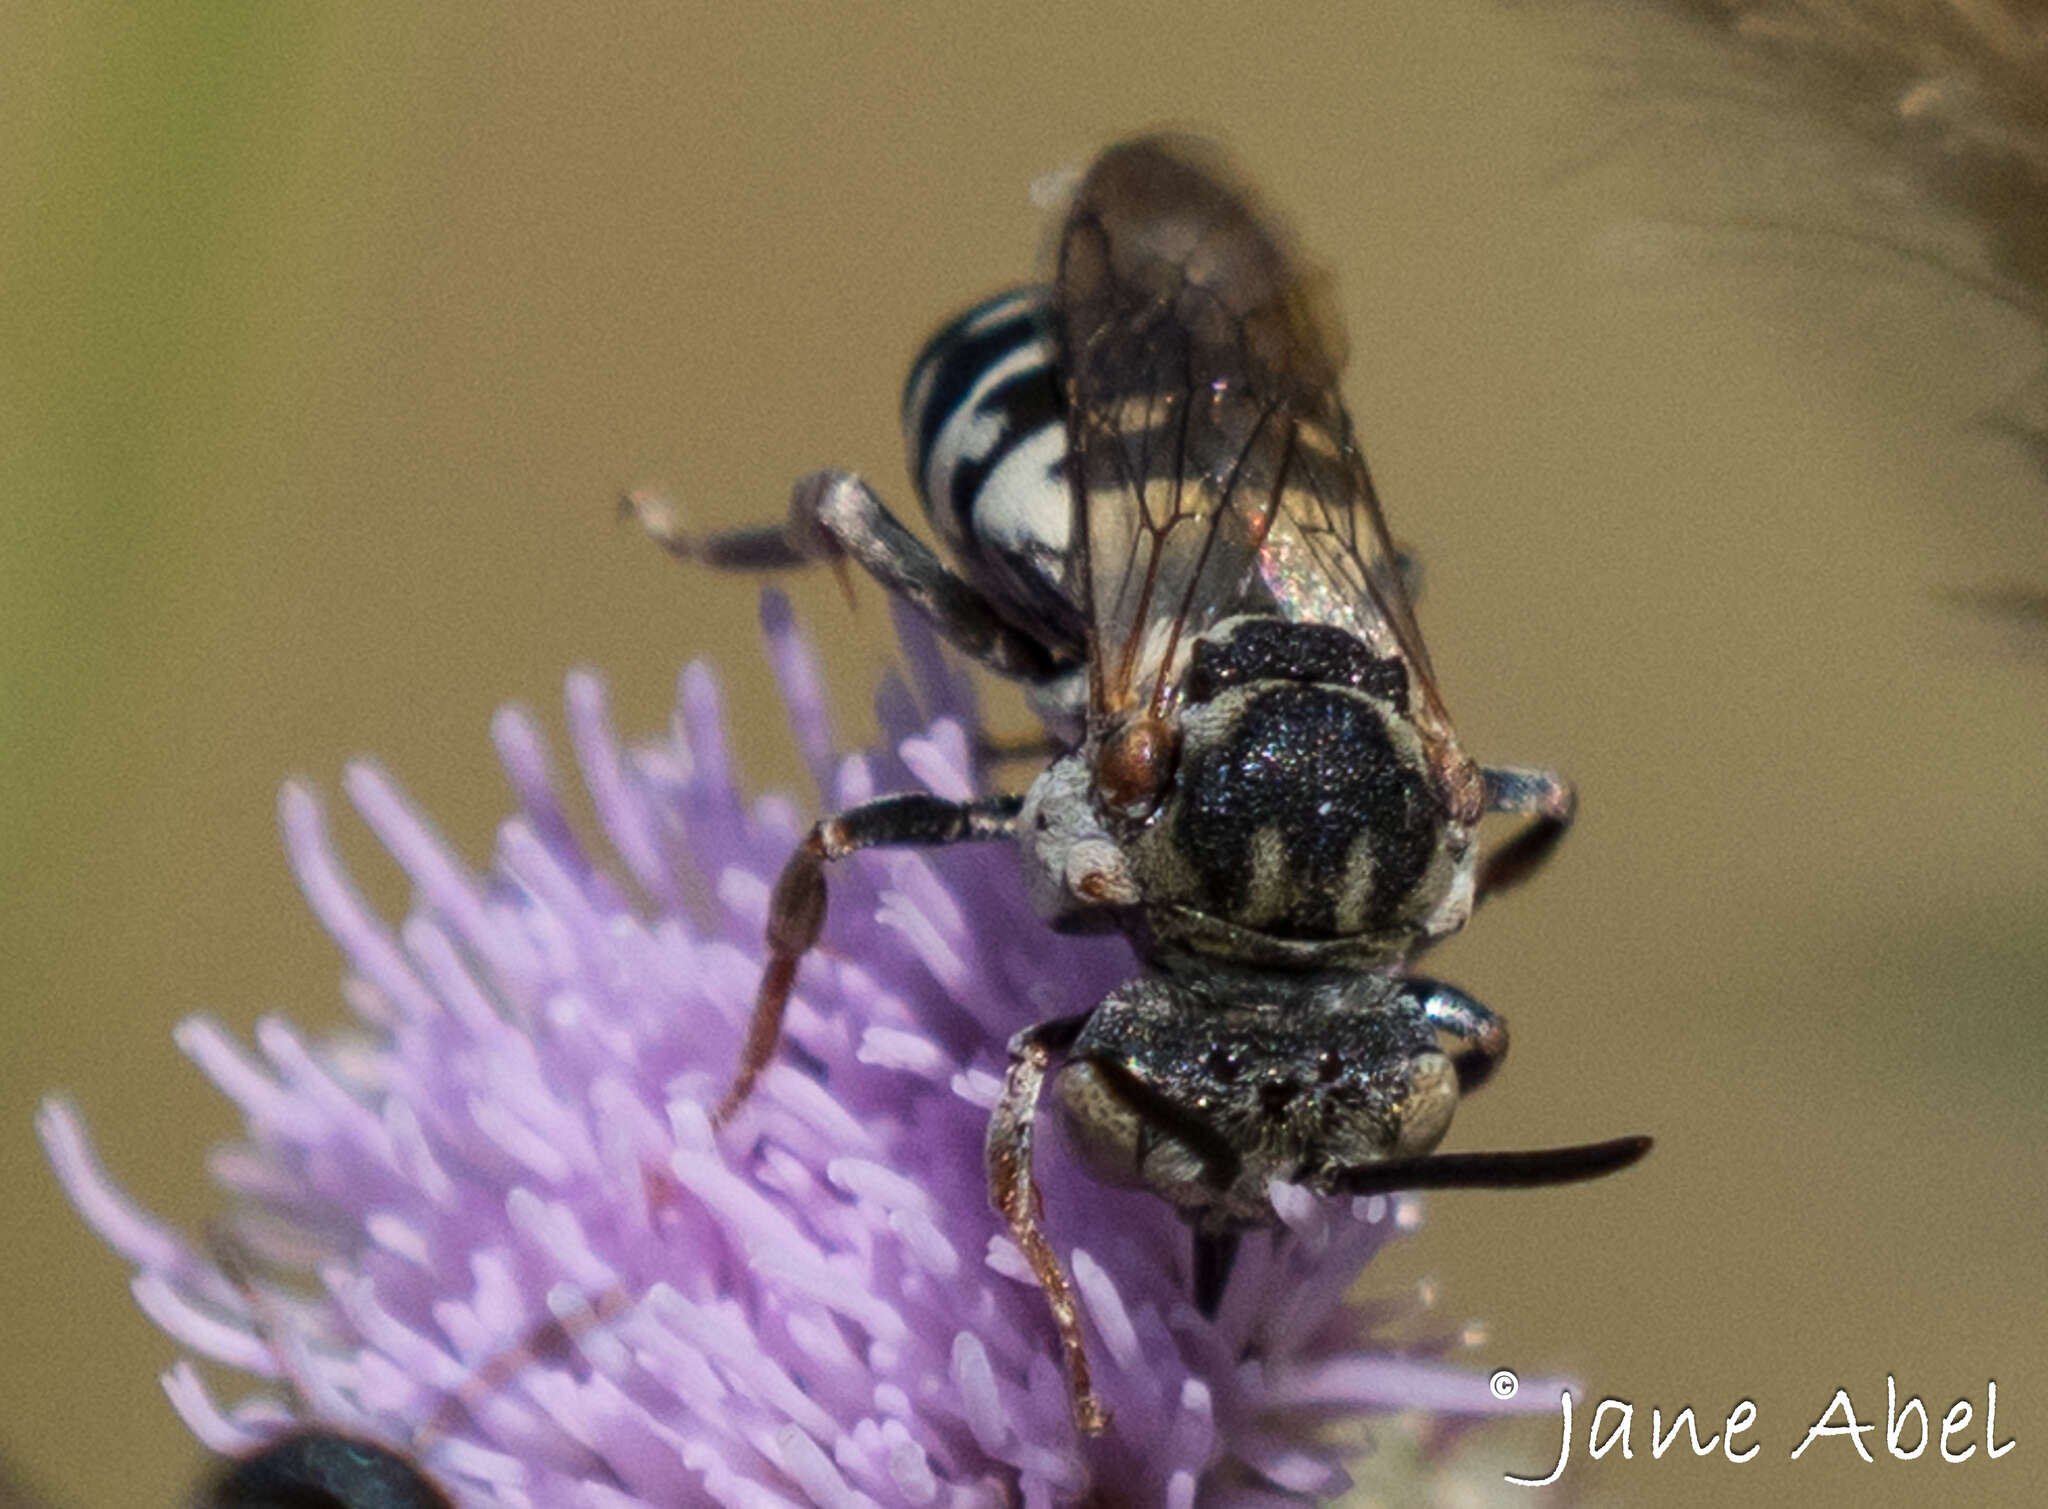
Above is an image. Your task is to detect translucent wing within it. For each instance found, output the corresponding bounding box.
[1055,137,1463,789]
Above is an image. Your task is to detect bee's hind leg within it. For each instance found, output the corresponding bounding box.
[626,469,1066,684]
[716,790,1023,1125]
[1474,765,1576,905]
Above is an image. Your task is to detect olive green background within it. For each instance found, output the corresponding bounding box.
[4,5,2045,1507]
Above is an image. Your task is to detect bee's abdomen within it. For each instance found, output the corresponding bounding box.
[900,287,1081,649]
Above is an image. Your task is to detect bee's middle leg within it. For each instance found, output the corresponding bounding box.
[1474,765,1576,905]
[716,790,1023,1124]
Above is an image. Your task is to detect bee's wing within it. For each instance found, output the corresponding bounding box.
[1056,137,1467,795]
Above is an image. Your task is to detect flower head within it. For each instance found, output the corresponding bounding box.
[42,596,1558,1506]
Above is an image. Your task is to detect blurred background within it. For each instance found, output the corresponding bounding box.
[4,4,2045,1506]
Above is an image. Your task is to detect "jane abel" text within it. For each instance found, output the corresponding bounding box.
[1505,1377,2013,1485]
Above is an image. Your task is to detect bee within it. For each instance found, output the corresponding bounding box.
[633,135,1650,1435]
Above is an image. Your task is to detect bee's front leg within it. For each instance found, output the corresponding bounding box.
[1406,977,1510,1094]
[716,790,1023,1124]
[986,1013,1109,1437]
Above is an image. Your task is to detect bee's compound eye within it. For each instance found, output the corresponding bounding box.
[1095,714,1178,818]
[1053,1060,1150,1191]
[1054,1058,1210,1210]
[1393,1052,1458,1156]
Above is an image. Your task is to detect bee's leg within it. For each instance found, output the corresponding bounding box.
[716,790,1023,1125]
[1406,977,1510,1094]
[626,469,1066,684]
[987,1013,1110,1436]
[1475,765,1576,904]
[210,1223,629,1470]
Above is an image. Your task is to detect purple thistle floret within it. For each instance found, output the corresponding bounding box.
[41,597,1561,1508]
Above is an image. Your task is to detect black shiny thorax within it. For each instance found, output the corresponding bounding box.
[1119,616,1452,956]
[1183,616,1410,708]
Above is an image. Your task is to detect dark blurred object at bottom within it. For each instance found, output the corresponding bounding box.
[199,1434,451,1509]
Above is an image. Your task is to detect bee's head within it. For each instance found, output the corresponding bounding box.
[1050,971,1458,1228]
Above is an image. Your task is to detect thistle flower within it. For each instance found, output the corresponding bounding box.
[40,596,1559,1507]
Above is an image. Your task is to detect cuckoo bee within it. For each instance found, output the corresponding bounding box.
[635,135,1650,1435]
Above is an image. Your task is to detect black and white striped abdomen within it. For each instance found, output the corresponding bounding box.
[901,287,1083,654]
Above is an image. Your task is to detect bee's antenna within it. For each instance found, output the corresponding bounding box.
[1329,1136,1653,1196]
